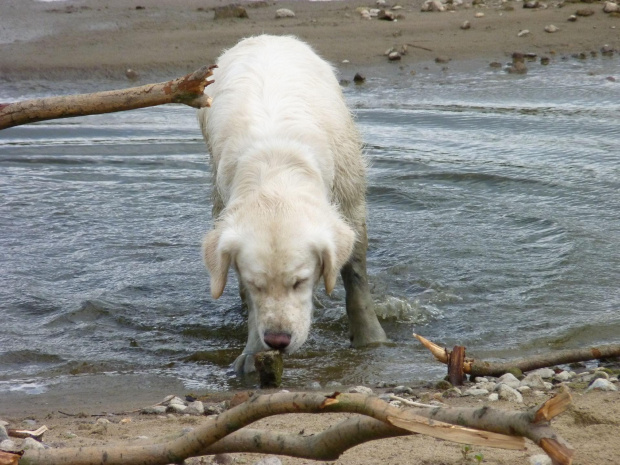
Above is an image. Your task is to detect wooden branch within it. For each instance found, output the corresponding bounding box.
[414,333,620,378]
[19,391,574,465]
[448,345,465,386]
[7,426,48,441]
[0,66,215,130]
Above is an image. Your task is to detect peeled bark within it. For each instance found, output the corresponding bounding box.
[0,66,215,130]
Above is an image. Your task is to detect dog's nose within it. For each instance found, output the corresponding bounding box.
[264,331,292,350]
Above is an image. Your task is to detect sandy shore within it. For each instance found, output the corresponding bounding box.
[0,0,619,81]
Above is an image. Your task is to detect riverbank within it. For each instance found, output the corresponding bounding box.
[0,0,618,82]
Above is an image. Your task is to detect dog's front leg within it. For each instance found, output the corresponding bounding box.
[341,221,388,347]
[232,303,263,374]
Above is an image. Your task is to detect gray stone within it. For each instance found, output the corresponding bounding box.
[544,24,559,33]
[554,371,572,382]
[421,0,446,12]
[521,374,546,389]
[461,20,471,29]
[517,385,531,394]
[22,437,45,450]
[497,384,523,403]
[167,403,188,414]
[488,393,499,401]
[325,380,343,388]
[474,377,488,383]
[604,1,619,12]
[0,425,8,442]
[347,385,374,395]
[388,51,402,61]
[587,378,618,392]
[306,381,322,390]
[186,401,205,416]
[213,5,249,20]
[393,385,414,395]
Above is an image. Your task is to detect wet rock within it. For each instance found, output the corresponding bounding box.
[544,24,559,32]
[529,368,555,379]
[186,401,205,416]
[141,405,167,415]
[518,29,530,37]
[275,8,295,18]
[353,72,366,84]
[498,373,521,388]
[254,350,283,388]
[586,378,618,392]
[125,69,139,80]
[601,44,614,56]
[521,374,546,389]
[463,387,489,396]
[254,456,282,465]
[435,55,450,64]
[604,1,619,12]
[461,20,471,29]
[22,437,45,450]
[421,0,446,12]
[497,384,523,403]
[576,7,595,16]
[489,61,503,68]
[348,385,374,395]
[606,76,617,82]
[213,4,249,20]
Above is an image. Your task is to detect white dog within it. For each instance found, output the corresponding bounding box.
[198,35,387,374]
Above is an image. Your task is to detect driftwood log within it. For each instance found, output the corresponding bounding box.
[0,66,215,131]
[9,390,573,465]
[414,333,620,378]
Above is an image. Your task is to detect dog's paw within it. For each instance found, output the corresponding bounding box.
[233,352,257,375]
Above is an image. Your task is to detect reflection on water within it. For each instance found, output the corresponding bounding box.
[1,58,619,394]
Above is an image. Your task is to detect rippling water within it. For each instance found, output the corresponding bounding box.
[1,58,619,397]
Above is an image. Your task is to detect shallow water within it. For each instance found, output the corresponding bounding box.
[1,58,619,396]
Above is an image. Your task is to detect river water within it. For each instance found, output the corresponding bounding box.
[1,58,619,398]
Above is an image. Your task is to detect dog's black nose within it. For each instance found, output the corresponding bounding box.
[264,331,292,350]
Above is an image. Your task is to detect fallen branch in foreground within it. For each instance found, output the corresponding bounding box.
[0,66,215,130]
[15,390,573,465]
[414,333,620,378]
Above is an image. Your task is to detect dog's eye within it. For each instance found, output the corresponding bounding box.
[293,278,307,290]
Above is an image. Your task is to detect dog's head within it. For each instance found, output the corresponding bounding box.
[202,202,355,354]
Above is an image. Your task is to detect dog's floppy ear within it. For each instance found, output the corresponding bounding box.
[202,226,239,299]
[321,218,356,295]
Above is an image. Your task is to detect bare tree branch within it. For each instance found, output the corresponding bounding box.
[414,333,620,378]
[0,66,215,131]
[18,391,574,465]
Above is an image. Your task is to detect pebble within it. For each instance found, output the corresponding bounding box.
[360,9,372,19]
[568,14,578,21]
[529,368,555,379]
[474,12,485,17]
[530,454,552,465]
[275,8,295,18]
[0,425,8,442]
[521,374,546,389]
[22,419,37,427]
[125,69,139,80]
[378,9,396,21]
[604,1,619,12]
[96,418,111,425]
[213,4,248,20]
[0,439,17,451]
[22,438,46,450]
[348,385,374,395]
[498,373,521,389]
[186,401,205,416]
[587,378,618,392]
[421,0,446,12]
[576,8,595,16]
[461,20,471,29]
[463,387,489,397]
[544,24,559,33]
[253,456,282,465]
[497,384,524,403]
[518,29,530,37]
[435,55,450,64]
[554,371,572,382]
[388,51,402,61]
[517,385,531,394]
